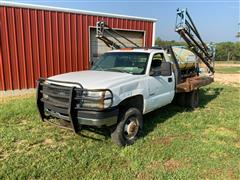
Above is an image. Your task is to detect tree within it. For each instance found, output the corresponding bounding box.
[155,37,162,46]
[155,37,186,47]
[233,42,240,60]
[236,32,240,39]
[215,42,236,61]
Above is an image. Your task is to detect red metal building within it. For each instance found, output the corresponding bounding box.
[0,2,156,91]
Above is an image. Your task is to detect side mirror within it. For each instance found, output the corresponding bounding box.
[160,62,172,76]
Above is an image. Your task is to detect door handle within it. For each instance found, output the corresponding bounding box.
[168,77,172,82]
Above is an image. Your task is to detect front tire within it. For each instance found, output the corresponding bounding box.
[111,108,143,147]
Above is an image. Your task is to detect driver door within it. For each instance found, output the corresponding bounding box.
[147,53,175,111]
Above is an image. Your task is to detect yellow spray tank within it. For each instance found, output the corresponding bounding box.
[172,46,197,70]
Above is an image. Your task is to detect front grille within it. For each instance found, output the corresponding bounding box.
[41,83,75,115]
[43,84,71,99]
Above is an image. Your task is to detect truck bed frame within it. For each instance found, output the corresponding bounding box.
[176,75,214,93]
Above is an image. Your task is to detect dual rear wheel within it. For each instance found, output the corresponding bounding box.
[175,89,199,108]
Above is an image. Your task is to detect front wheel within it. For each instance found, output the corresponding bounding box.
[111,108,143,146]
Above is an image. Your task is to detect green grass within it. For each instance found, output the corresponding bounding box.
[215,66,240,74]
[0,83,240,179]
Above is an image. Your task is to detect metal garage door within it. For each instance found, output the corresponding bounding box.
[90,28,144,65]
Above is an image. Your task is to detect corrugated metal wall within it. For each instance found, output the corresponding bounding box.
[0,6,153,91]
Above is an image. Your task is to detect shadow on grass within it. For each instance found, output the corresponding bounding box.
[79,126,111,141]
[78,87,223,141]
[198,87,223,108]
[142,87,223,137]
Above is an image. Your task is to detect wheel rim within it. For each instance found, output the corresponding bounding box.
[123,116,140,140]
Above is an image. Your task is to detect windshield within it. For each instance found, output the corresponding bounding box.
[91,52,150,75]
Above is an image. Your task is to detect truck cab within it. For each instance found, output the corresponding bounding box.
[37,48,175,146]
[91,48,175,113]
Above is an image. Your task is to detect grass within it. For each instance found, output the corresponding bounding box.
[0,83,240,179]
[215,66,240,74]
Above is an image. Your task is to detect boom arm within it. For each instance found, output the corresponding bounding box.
[96,21,140,49]
[175,8,215,73]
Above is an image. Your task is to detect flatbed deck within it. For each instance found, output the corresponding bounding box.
[176,76,214,93]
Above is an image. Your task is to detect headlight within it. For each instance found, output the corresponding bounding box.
[76,89,113,110]
[84,91,104,98]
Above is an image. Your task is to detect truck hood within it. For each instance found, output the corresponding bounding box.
[48,70,142,89]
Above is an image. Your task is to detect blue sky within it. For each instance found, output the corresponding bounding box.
[9,0,240,42]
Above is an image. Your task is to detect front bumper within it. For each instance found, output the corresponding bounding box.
[36,78,118,133]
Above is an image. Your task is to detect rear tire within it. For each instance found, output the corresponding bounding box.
[111,108,143,147]
[175,92,186,107]
[175,89,199,108]
[185,89,199,108]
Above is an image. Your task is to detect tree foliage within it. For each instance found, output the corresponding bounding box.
[155,37,186,47]
[155,37,240,61]
[236,32,240,38]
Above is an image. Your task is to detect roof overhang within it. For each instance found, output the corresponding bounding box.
[0,1,157,22]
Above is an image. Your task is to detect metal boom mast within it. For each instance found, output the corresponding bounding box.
[175,8,215,73]
[96,21,140,49]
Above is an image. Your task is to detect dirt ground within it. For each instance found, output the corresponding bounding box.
[214,73,240,86]
[214,64,240,67]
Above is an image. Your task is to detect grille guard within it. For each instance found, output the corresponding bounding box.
[36,77,113,133]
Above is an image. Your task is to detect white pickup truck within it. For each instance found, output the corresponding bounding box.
[36,47,213,146]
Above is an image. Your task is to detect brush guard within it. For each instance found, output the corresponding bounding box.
[36,78,114,133]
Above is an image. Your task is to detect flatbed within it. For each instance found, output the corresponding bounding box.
[176,76,214,93]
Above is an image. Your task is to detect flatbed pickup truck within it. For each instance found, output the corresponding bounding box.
[36,47,213,146]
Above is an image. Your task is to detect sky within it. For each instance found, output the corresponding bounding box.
[7,0,240,42]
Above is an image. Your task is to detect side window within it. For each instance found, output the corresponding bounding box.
[151,53,165,69]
